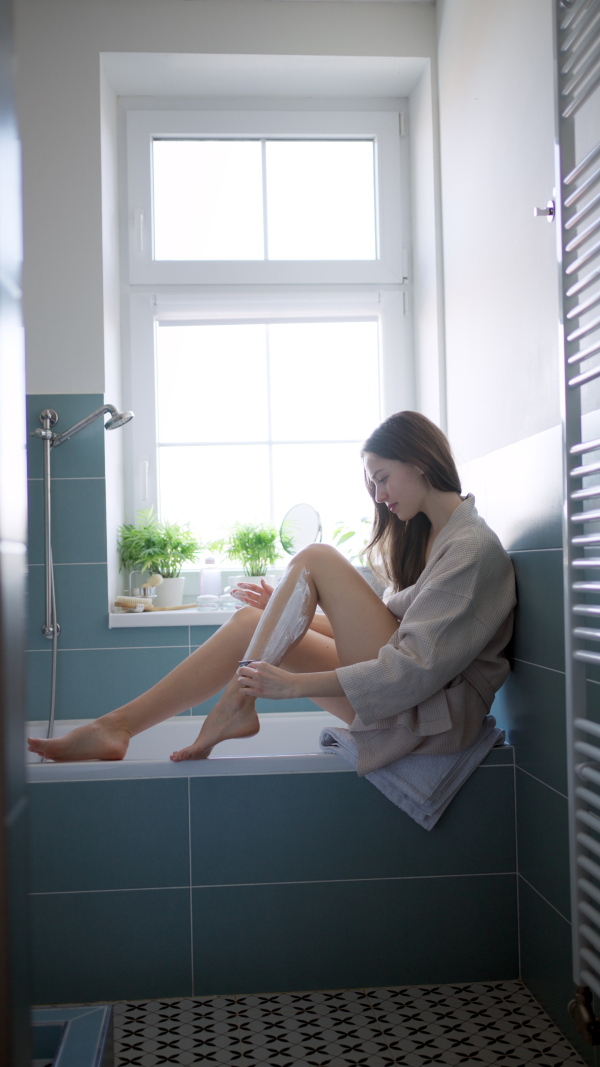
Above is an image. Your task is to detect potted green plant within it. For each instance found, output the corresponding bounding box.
[118,508,202,607]
[219,522,288,584]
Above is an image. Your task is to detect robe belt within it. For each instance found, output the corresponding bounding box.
[461,661,496,709]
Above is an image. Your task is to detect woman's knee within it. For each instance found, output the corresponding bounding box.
[227,604,263,634]
[293,543,345,569]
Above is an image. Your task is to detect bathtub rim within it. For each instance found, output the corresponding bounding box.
[26,711,355,781]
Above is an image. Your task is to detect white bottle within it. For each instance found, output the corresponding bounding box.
[200,556,221,596]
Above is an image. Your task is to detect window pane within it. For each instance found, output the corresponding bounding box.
[268,320,380,442]
[158,444,271,543]
[266,141,376,260]
[272,442,372,545]
[156,323,269,444]
[153,141,264,260]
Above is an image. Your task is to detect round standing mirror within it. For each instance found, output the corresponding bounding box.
[280,503,322,555]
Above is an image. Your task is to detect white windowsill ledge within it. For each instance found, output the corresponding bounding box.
[109,609,232,628]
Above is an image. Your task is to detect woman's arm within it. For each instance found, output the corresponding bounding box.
[233,580,334,638]
[237,661,344,699]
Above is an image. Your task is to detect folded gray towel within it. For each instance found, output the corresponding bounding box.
[319,714,505,830]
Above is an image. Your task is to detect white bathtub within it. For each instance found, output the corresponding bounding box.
[26,711,352,782]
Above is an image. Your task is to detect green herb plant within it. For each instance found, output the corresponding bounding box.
[118,508,202,579]
[332,517,372,564]
[221,522,286,577]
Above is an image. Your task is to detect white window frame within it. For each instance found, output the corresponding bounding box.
[121,101,413,529]
[125,109,405,286]
[124,289,409,524]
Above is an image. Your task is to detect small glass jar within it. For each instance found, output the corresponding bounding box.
[196,594,220,612]
[218,594,238,612]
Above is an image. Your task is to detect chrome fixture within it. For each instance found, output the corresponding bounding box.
[534,199,556,222]
[31,404,134,448]
[32,404,134,740]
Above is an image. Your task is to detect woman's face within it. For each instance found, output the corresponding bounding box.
[364,452,428,521]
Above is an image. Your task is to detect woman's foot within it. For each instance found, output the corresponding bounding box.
[27,718,131,762]
[170,695,259,761]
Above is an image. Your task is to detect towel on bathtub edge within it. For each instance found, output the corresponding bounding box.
[319,714,505,830]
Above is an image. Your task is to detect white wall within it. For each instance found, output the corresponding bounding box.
[436,0,558,464]
[15,0,436,394]
[409,61,446,428]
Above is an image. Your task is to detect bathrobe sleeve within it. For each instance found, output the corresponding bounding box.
[336,530,515,728]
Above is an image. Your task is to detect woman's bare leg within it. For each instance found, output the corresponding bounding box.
[27,607,265,761]
[170,545,398,760]
[26,602,349,762]
[28,546,396,762]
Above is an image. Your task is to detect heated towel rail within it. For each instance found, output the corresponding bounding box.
[555,0,600,1042]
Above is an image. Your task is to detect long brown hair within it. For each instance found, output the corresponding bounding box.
[362,411,461,590]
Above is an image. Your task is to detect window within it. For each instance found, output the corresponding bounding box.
[122,105,412,550]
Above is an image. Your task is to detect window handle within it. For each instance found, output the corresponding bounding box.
[134,209,144,252]
[140,459,149,501]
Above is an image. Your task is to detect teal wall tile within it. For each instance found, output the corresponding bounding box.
[492,659,567,794]
[27,564,189,650]
[189,626,221,645]
[190,643,316,714]
[26,652,51,721]
[30,888,192,1004]
[27,395,106,480]
[483,745,514,765]
[26,646,189,720]
[190,768,516,886]
[511,550,565,673]
[192,689,316,717]
[519,879,593,1067]
[516,770,570,920]
[29,778,189,892]
[192,874,518,995]
[27,478,107,565]
[485,425,563,552]
[254,696,316,713]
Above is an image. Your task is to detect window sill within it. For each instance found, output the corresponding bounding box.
[109,609,232,628]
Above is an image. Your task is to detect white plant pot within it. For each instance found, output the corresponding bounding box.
[153,577,186,608]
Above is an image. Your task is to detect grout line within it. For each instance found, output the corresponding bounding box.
[518,874,571,926]
[30,871,518,897]
[188,777,194,998]
[512,657,566,676]
[27,645,190,652]
[516,765,568,800]
[28,561,108,567]
[190,872,517,889]
[27,476,106,481]
[509,547,562,554]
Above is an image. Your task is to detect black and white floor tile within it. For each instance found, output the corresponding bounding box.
[113,981,587,1066]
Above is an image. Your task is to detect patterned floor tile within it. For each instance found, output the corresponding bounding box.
[112,982,586,1066]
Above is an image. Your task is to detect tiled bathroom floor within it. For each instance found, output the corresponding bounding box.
[113,981,587,1066]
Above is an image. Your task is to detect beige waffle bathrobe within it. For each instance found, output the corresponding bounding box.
[336,495,516,776]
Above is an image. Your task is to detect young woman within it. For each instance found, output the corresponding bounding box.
[28,411,516,771]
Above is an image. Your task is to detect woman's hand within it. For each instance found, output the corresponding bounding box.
[237,661,299,700]
[231,579,273,611]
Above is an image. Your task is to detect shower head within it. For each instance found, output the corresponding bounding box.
[105,410,134,430]
[36,404,136,448]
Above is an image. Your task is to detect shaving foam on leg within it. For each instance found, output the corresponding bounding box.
[243,567,312,665]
